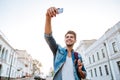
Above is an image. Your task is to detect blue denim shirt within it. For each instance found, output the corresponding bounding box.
[44,33,86,80]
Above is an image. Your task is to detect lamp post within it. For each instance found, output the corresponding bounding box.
[8,50,14,80]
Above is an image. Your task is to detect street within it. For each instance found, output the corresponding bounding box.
[16,77,34,80]
[15,77,52,80]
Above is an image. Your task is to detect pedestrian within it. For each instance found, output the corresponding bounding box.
[44,7,87,80]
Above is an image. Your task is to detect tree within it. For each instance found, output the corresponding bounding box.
[32,59,42,75]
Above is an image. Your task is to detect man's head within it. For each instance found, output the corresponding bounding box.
[64,30,76,47]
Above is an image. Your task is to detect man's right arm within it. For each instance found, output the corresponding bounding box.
[44,7,58,34]
[44,7,59,55]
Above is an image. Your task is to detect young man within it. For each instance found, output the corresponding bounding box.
[44,7,86,80]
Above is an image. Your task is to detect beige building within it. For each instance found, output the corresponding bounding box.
[15,49,33,77]
[76,21,120,80]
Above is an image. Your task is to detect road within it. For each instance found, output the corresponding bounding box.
[16,77,34,80]
[16,76,53,80]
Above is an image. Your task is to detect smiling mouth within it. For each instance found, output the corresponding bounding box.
[67,40,72,42]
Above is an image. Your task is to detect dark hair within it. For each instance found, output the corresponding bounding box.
[65,30,76,40]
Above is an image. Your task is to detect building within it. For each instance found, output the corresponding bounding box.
[0,30,33,79]
[15,49,33,77]
[0,31,18,79]
[76,21,120,80]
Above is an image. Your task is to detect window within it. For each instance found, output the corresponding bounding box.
[1,47,5,59]
[101,49,105,58]
[94,68,97,77]
[6,68,9,75]
[89,57,91,64]
[5,50,8,61]
[90,69,93,77]
[112,42,118,53]
[0,65,2,75]
[0,45,2,52]
[99,67,102,76]
[117,61,120,73]
[0,45,2,58]
[97,52,100,60]
[92,55,95,62]
[105,65,109,75]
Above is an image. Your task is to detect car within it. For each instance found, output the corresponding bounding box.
[34,75,40,80]
[34,75,46,80]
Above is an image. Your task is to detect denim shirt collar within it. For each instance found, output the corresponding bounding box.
[64,48,75,62]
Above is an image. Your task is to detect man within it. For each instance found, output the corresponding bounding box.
[44,7,86,80]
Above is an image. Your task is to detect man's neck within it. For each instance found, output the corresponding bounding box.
[67,47,73,57]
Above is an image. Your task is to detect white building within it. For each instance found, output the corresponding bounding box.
[76,21,120,80]
[0,31,18,79]
[0,31,33,79]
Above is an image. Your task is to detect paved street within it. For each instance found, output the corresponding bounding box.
[15,77,53,80]
[16,77,34,80]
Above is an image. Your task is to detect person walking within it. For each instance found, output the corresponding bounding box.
[44,7,86,80]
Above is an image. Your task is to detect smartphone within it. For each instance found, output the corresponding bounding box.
[57,8,63,14]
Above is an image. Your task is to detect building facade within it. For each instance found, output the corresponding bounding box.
[76,21,120,80]
[15,49,33,77]
[0,31,33,79]
[0,31,18,79]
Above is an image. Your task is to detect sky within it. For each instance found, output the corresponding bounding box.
[0,0,120,75]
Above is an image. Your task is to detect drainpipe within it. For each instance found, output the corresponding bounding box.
[104,42,113,80]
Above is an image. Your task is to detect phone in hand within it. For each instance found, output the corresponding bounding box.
[57,8,63,14]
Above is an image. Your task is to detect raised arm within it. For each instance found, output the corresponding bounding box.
[44,7,59,55]
[45,7,58,34]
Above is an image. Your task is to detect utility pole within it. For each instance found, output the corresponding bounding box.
[8,50,14,80]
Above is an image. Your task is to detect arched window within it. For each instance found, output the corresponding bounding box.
[97,52,100,60]
[112,42,118,53]
[0,45,2,52]
[0,45,2,57]
[1,47,5,59]
[5,50,8,61]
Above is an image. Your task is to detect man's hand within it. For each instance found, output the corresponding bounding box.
[77,59,83,72]
[45,7,59,34]
[77,59,86,79]
[46,7,59,18]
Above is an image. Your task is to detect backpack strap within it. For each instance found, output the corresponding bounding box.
[74,52,78,65]
[74,52,82,79]
[74,52,78,60]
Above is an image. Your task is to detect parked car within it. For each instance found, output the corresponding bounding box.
[34,75,40,80]
[34,75,46,80]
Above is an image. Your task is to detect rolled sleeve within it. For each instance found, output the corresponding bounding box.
[44,33,52,37]
[44,33,58,55]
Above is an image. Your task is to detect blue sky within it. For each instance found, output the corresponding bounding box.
[0,0,120,75]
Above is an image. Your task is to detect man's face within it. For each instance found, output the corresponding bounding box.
[65,34,76,47]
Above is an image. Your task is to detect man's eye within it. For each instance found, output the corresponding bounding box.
[66,36,73,38]
[70,36,73,38]
[66,36,69,38]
